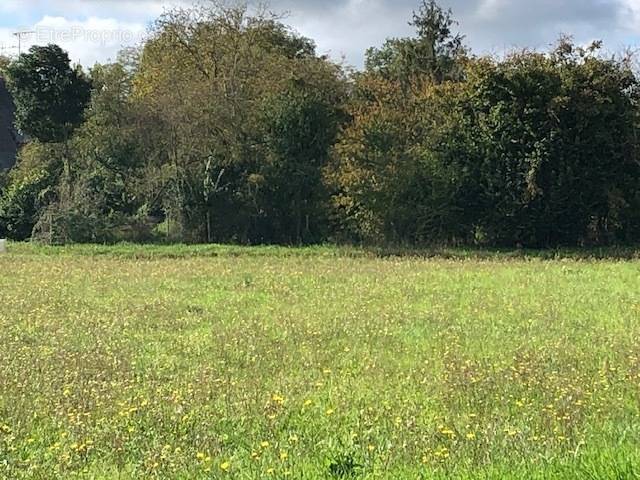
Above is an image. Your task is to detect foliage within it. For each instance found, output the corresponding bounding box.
[1,2,640,248]
[257,82,342,243]
[128,4,346,244]
[365,0,466,87]
[5,44,91,143]
[0,143,62,240]
[0,55,10,73]
[333,39,640,247]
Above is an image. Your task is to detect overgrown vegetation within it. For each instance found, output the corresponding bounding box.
[1,0,639,248]
[1,244,640,479]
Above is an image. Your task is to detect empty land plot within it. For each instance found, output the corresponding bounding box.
[1,244,639,479]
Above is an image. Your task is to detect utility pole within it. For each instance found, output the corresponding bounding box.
[13,31,35,55]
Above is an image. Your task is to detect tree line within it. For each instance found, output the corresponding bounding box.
[0,1,639,248]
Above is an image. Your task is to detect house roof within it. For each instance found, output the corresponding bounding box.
[0,77,18,170]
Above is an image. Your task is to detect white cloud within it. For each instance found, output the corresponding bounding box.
[475,0,507,21]
[0,0,170,20]
[620,0,640,34]
[290,0,414,66]
[0,0,638,68]
[1,16,147,66]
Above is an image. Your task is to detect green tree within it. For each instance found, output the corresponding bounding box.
[0,55,10,74]
[5,44,91,143]
[257,81,342,243]
[365,0,466,88]
[0,142,61,240]
[132,3,346,244]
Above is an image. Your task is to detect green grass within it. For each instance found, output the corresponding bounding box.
[1,243,639,479]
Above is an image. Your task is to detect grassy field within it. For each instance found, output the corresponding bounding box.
[1,243,639,479]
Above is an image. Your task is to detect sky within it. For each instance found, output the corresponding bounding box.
[0,0,639,69]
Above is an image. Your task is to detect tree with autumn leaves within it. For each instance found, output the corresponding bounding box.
[1,1,640,247]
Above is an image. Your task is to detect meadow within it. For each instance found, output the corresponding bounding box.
[1,243,639,479]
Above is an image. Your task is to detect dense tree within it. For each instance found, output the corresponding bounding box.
[365,0,466,88]
[1,1,639,247]
[333,40,640,247]
[0,56,10,73]
[0,142,62,240]
[131,4,346,244]
[5,45,91,143]
[258,81,342,243]
[462,42,640,246]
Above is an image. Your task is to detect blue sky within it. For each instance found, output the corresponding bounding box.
[1,0,639,68]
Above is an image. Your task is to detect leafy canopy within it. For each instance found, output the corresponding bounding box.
[5,44,91,143]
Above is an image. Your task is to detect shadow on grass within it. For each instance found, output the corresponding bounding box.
[3,241,640,261]
[367,245,640,261]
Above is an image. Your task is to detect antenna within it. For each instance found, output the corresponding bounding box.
[13,31,35,55]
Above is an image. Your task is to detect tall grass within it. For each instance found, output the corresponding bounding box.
[1,244,639,478]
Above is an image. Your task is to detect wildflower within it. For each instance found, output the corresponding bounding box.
[220,461,230,472]
[466,432,476,440]
[280,451,288,461]
[260,441,270,448]
[439,426,456,437]
[434,447,449,458]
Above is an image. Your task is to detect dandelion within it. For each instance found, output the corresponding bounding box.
[280,451,288,461]
[220,461,230,472]
[434,446,449,459]
[466,432,476,440]
[260,441,270,448]
[439,426,456,438]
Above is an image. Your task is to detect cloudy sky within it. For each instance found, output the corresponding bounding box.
[0,0,639,68]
